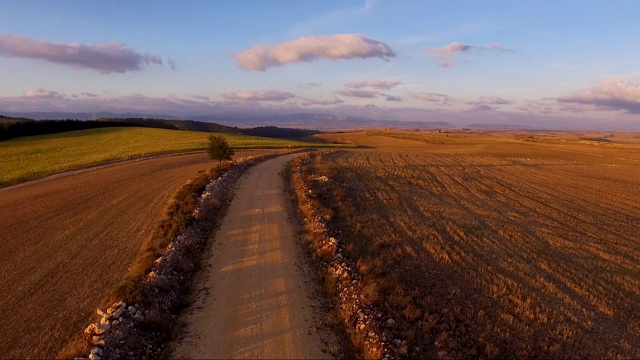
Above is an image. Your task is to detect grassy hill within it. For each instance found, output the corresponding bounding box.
[0,127,332,186]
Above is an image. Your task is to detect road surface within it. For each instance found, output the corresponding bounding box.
[172,154,332,359]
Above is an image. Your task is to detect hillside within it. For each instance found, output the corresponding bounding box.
[0,127,327,186]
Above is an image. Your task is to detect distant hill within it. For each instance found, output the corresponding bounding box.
[194,113,454,130]
[0,111,182,121]
[465,123,535,130]
[0,116,322,142]
[0,114,34,124]
[2,111,454,130]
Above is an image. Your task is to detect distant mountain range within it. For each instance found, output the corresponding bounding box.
[463,123,535,130]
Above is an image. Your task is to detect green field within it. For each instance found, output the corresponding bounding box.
[0,127,329,186]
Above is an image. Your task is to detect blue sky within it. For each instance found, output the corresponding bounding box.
[1,1,639,129]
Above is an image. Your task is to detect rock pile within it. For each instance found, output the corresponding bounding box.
[75,154,283,360]
[292,154,407,359]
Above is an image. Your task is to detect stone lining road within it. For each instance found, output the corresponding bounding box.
[172,154,331,359]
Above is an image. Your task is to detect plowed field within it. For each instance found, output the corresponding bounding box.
[307,132,640,358]
[0,150,280,359]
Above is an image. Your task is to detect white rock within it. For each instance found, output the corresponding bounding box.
[112,320,120,326]
[90,347,102,355]
[88,353,101,360]
[91,336,105,346]
[128,306,136,315]
[386,318,396,327]
[84,324,97,334]
[394,339,402,346]
[438,351,447,358]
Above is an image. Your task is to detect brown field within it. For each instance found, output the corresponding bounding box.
[0,149,283,359]
[306,131,640,358]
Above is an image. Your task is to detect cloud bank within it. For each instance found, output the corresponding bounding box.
[23,89,65,99]
[345,80,401,90]
[557,80,640,114]
[426,42,512,67]
[0,34,163,73]
[233,34,395,71]
[300,98,344,106]
[335,89,378,98]
[466,96,516,105]
[222,90,294,101]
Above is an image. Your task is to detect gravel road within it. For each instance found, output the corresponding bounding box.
[172,154,332,359]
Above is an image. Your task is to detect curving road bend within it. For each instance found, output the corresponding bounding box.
[172,154,331,359]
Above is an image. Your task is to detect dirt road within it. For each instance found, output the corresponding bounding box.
[172,154,331,359]
[0,149,282,359]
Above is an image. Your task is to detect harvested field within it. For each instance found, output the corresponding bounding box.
[303,131,640,358]
[0,149,283,359]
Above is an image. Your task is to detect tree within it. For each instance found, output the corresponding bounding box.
[206,134,235,167]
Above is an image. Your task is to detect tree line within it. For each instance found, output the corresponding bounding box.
[0,118,177,141]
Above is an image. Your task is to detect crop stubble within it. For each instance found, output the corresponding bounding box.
[308,133,640,358]
[0,150,279,359]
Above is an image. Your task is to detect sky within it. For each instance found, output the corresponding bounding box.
[1,0,639,130]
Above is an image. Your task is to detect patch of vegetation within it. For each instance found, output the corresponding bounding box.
[0,127,329,186]
[580,137,613,142]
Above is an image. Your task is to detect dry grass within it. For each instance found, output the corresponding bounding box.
[109,163,232,305]
[302,130,640,358]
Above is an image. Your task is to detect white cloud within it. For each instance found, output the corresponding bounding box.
[23,89,65,99]
[222,90,295,101]
[0,34,163,73]
[233,34,395,71]
[557,80,640,114]
[414,92,450,104]
[345,80,401,90]
[426,42,513,67]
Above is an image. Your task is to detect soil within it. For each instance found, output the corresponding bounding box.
[0,149,282,359]
[171,154,336,359]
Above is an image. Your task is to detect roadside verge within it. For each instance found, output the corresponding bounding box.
[60,153,291,359]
